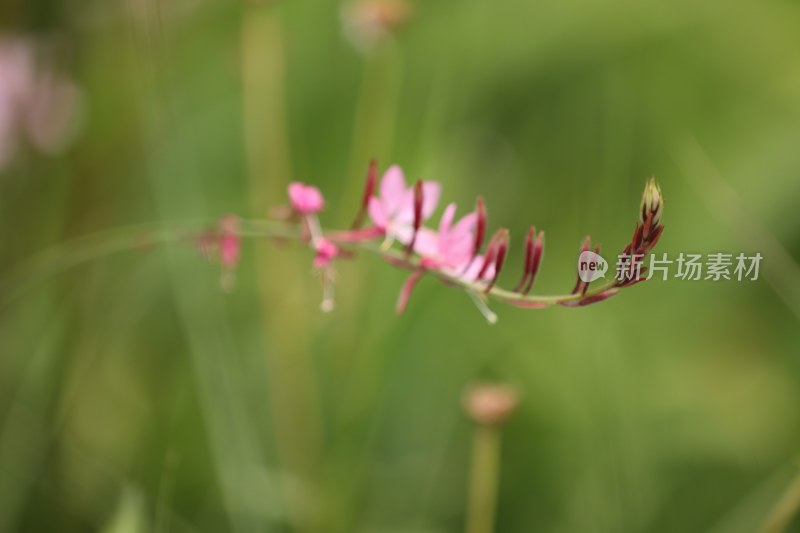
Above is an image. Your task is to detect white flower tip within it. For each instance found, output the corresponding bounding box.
[320,299,335,313]
[486,312,498,325]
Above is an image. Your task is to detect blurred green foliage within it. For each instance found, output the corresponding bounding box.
[2,0,800,532]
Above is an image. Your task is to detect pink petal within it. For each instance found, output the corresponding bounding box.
[368,196,389,228]
[392,223,415,245]
[451,212,478,239]
[396,270,425,315]
[461,254,495,281]
[24,74,82,155]
[220,234,240,267]
[380,165,407,215]
[441,217,476,266]
[288,182,325,214]
[445,242,474,268]
[439,203,457,237]
[218,215,241,268]
[413,227,441,259]
[391,189,416,225]
[421,181,441,219]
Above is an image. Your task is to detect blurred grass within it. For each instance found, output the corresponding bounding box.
[2,0,800,531]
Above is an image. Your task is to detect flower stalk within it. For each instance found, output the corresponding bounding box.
[463,384,519,533]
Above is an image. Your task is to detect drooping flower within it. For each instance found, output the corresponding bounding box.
[288,182,325,214]
[368,165,440,245]
[219,215,241,269]
[218,215,241,292]
[313,238,339,269]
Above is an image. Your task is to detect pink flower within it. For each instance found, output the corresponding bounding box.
[368,165,440,244]
[217,215,241,292]
[394,205,496,317]
[414,203,474,268]
[218,215,241,269]
[341,0,412,55]
[313,238,339,268]
[414,203,497,283]
[0,36,82,169]
[288,182,325,214]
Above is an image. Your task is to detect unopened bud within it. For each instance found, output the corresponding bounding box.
[471,196,487,261]
[463,384,520,426]
[640,177,662,227]
[485,229,509,292]
[341,0,412,53]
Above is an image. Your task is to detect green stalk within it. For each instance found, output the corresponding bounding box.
[465,424,502,533]
[758,467,800,533]
[240,3,324,531]
[339,47,402,223]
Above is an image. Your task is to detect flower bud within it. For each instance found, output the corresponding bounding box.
[288,182,325,215]
[640,177,662,227]
[351,158,378,228]
[313,238,339,269]
[463,384,520,426]
[471,196,487,261]
[342,0,412,53]
[513,226,536,293]
[485,229,509,292]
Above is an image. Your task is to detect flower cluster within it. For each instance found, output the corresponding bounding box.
[202,161,664,323]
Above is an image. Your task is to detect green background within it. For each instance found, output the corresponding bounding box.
[2,0,800,531]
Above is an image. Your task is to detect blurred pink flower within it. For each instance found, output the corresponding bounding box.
[341,0,412,54]
[218,215,241,269]
[0,39,33,166]
[313,238,339,269]
[464,384,520,426]
[368,165,440,244]
[288,182,325,214]
[24,71,82,156]
[314,237,339,268]
[0,36,82,169]
[217,215,241,292]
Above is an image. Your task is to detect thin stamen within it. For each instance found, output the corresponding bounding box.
[468,291,498,325]
[320,270,335,312]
